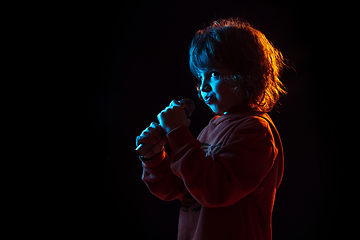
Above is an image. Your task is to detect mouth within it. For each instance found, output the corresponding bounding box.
[203,94,216,104]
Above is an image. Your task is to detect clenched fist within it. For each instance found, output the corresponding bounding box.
[157,100,191,134]
[136,122,168,159]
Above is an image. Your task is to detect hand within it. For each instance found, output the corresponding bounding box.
[157,100,191,134]
[136,122,168,159]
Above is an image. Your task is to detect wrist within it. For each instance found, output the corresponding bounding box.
[167,125,199,153]
[165,125,184,135]
[140,150,162,161]
[140,149,167,168]
[139,145,165,160]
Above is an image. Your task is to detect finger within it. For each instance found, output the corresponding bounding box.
[170,99,181,107]
[149,144,164,158]
[148,123,163,142]
[173,99,181,106]
[150,122,165,137]
[136,135,149,147]
[141,128,158,144]
[144,146,164,159]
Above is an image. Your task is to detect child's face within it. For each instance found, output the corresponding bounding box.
[198,67,245,115]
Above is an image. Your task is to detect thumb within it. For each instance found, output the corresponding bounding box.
[170,99,181,107]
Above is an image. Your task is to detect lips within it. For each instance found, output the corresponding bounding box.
[203,94,216,104]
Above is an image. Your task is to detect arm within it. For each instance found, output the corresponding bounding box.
[167,120,276,208]
[141,150,185,201]
[136,120,186,201]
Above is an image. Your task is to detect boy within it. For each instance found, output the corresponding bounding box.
[135,18,286,240]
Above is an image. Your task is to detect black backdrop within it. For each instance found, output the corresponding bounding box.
[76,1,342,239]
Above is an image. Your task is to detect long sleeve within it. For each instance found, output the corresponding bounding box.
[141,150,186,201]
[168,117,277,208]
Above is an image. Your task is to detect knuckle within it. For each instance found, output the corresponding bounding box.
[136,135,146,145]
[142,128,149,134]
[157,111,165,119]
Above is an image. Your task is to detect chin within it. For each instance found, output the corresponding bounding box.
[209,105,224,115]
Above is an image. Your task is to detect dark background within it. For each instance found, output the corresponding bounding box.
[75,1,342,239]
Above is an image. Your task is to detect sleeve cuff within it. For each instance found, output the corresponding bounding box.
[140,149,166,168]
[167,126,198,151]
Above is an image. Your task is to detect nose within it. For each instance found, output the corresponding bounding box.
[200,80,211,92]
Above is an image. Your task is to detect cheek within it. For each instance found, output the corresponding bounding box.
[215,82,234,101]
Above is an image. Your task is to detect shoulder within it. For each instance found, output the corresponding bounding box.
[229,115,275,144]
[240,115,271,130]
[219,115,276,158]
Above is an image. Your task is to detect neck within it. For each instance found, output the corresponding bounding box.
[224,104,252,115]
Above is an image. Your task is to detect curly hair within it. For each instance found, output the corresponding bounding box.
[189,18,287,112]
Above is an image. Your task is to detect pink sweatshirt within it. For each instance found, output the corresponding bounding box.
[141,109,284,240]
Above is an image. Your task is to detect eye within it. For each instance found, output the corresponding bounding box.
[211,71,221,78]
